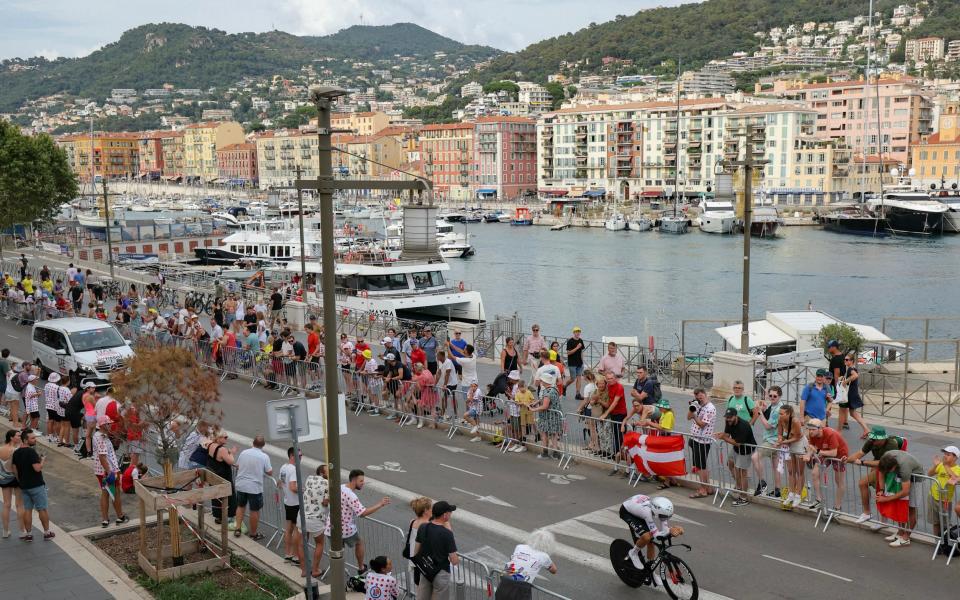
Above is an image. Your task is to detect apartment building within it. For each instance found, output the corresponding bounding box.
[780,78,933,166]
[518,82,553,113]
[136,130,182,178]
[419,123,475,201]
[160,132,185,180]
[255,130,319,189]
[216,142,259,185]
[681,69,736,96]
[330,111,391,136]
[905,37,945,62]
[56,132,140,181]
[473,116,538,199]
[339,133,404,179]
[911,102,960,187]
[182,121,244,182]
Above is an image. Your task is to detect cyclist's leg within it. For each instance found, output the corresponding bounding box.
[618,505,651,548]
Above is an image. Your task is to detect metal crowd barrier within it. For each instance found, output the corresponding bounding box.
[454,554,493,600]
[487,570,572,600]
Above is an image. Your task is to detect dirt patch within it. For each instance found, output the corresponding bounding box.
[93,522,211,570]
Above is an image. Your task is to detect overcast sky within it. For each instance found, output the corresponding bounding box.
[0,0,692,60]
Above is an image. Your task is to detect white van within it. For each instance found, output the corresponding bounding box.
[32,317,135,387]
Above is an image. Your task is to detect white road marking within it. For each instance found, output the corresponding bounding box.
[761,555,853,582]
[222,429,736,600]
[439,463,484,477]
[7,334,17,339]
[450,487,516,508]
[436,443,489,459]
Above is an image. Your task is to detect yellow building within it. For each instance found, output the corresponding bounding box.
[56,132,140,181]
[182,121,244,182]
[341,132,404,178]
[330,111,391,136]
[911,102,960,187]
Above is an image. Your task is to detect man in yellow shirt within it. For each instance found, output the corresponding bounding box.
[927,445,960,537]
[3,273,13,287]
[21,274,34,295]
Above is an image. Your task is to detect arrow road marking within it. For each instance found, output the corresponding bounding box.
[436,443,489,459]
[440,463,484,477]
[451,487,516,508]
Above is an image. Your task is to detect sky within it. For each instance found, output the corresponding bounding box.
[0,0,692,61]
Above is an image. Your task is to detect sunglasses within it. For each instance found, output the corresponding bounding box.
[767,394,779,398]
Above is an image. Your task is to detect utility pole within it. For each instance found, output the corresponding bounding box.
[102,177,115,279]
[725,125,768,354]
[296,165,307,284]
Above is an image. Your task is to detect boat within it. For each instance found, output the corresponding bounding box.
[483,211,504,223]
[438,236,475,258]
[659,215,689,234]
[462,212,483,223]
[658,67,690,236]
[497,213,513,223]
[867,189,948,236]
[698,200,737,234]
[750,202,783,237]
[511,207,534,226]
[931,186,960,232]
[628,217,653,232]
[820,204,889,237]
[604,213,627,231]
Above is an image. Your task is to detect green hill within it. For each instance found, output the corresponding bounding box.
[0,22,498,111]
[463,0,903,85]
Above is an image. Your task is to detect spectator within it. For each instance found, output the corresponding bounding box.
[838,354,869,439]
[412,362,438,429]
[513,380,535,452]
[927,446,960,537]
[269,287,284,328]
[408,339,427,374]
[756,386,785,498]
[404,497,434,589]
[565,327,586,399]
[279,447,306,576]
[79,382,98,459]
[365,556,398,600]
[800,369,833,423]
[500,336,519,374]
[207,430,238,527]
[233,434,273,540]
[120,461,147,494]
[457,344,478,388]
[496,529,558,600]
[3,355,19,429]
[437,350,459,421]
[11,428,54,541]
[531,371,562,460]
[575,370,599,452]
[420,327,439,375]
[804,418,849,512]
[414,500,459,599]
[0,429,24,539]
[847,426,907,523]
[43,372,62,443]
[877,450,924,547]
[630,366,657,421]
[462,382,483,442]
[595,342,625,378]
[776,404,806,509]
[715,407,756,507]
[23,373,41,429]
[93,415,128,527]
[599,371,627,475]
[303,465,329,579]
[326,469,390,576]
[521,325,546,384]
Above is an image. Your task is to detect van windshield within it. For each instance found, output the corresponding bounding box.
[68,328,126,353]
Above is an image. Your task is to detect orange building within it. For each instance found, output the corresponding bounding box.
[419,123,475,201]
[56,132,140,181]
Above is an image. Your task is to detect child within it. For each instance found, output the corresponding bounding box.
[514,380,535,447]
[463,382,483,442]
[364,556,398,600]
[645,399,678,490]
[121,462,147,494]
[505,374,524,451]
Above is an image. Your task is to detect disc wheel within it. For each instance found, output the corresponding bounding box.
[609,539,647,589]
[661,555,698,600]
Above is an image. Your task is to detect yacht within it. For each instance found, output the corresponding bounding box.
[659,214,689,234]
[750,203,783,237]
[628,216,653,232]
[931,188,960,233]
[698,200,737,234]
[867,189,948,236]
[604,213,627,231]
[820,206,889,237]
[438,235,475,259]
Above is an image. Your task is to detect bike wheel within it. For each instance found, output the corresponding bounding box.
[609,539,646,589]
[660,555,698,600]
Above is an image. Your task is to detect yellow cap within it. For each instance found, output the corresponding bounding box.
[572,326,582,332]
[362,349,372,359]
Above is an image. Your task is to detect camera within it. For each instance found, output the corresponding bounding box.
[688,402,699,413]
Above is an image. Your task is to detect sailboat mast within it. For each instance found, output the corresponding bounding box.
[674,58,681,217]
[859,0,874,204]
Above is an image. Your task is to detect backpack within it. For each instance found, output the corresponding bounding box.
[10,374,24,393]
[651,376,662,401]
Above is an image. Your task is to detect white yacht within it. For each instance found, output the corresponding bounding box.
[867,189,949,236]
[698,200,737,234]
[438,233,475,258]
[628,217,653,232]
[604,213,627,231]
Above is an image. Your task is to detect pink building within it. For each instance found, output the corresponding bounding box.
[216,143,258,186]
[781,78,933,166]
[473,116,537,200]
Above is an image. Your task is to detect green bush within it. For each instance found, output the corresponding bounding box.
[814,323,865,356]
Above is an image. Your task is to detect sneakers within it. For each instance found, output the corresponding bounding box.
[537,451,551,460]
[854,513,871,524]
[416,421,424,429]
[627,547,644,570]
[470,436,481,442]
[754,480,768,497]
[884,533,899,542]
[469,425,479,435]
[732,498,749,507]
[510,445,526,453]
[767,488,781,498]
[889,536,911,547]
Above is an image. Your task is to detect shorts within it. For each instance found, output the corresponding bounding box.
[97,473,119,497]
[0,478,18,489]
[688,439,711,471]
[908,482,921,508]
[85,414,97,425]
[731,452,753,471]
[21,485,48,511]
[284,503,301,524]
[619,504,651,543]
[29,411,40,420]
[568,365,584,378]
[509,416,522,435]
[341,531,360,547]
[466,408,479,419]
[236,491,264,511]
[759,445,780,459]
[47,409,61,422]
[270,309,283,321]
[305,516,326,535]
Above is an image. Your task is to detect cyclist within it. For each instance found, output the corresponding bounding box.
[619,494,684,585]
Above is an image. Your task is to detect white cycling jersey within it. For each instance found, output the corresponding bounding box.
[622,494,670,538]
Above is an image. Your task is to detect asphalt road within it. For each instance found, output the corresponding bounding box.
[0,315,957,599]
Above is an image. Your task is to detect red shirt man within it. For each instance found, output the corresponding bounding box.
[606,376,627,416]
[410,347,427,368]
[808,423,849,458]
[353,338,370,370]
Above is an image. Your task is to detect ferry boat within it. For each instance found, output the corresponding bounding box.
[511,207,534,226]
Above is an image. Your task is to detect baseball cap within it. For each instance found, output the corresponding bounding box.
[815,368,828,376]
[362,349,372,359]
[97,415,113,427]
[573,326,582,332]
[410,338,419,345]
[942,446,960,458]
[827,339,840,349]
[868,425,888,440]
[83,382,97,389]
[382,336,393,344]
[724,407,738,417]
[431,500,457,518]
[806,418,823,429]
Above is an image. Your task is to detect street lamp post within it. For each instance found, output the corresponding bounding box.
[310,85,348,600]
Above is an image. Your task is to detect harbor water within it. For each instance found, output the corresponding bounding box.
[440,223,960,350]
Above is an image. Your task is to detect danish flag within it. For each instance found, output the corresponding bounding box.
[622,431,688,477]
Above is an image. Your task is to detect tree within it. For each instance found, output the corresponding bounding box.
[482,80,520,98]
[814,323,866,356]
[111,345,222,563]
[544,81,566,110]
[0,120,77,254]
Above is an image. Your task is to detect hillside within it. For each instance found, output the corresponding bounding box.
[464,0,903,85]
[0,22,498,111]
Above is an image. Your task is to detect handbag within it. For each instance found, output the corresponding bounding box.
[411,552,442,582]
[188,441,209,467]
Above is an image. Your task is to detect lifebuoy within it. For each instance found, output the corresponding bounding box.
[458,281,465,292]
[360,290,368,298]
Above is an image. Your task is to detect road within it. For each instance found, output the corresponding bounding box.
[0,314,956,599]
